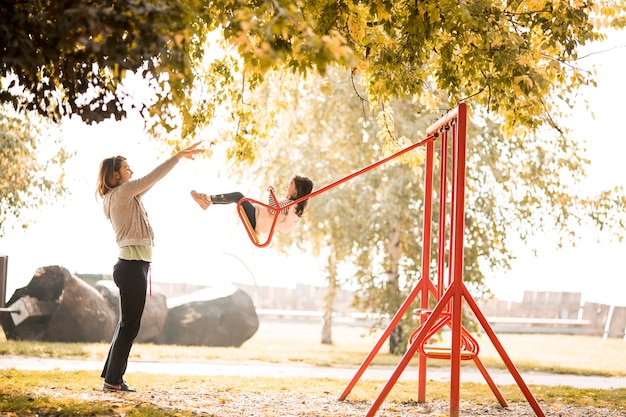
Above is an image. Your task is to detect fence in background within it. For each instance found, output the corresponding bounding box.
[235,284,626,339]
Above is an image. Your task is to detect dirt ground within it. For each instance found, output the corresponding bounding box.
[30,384,624,417]
[2,356,624,416]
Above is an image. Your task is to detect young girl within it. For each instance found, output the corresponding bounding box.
[191,175,314,238]
[95,142,204,393]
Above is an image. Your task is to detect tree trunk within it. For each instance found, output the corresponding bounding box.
[321,252,338,345]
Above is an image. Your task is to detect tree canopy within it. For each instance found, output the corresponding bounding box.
[2,0,625,142]
[1,0,191,127]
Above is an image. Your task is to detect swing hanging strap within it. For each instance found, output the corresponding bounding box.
[237,131,439,247]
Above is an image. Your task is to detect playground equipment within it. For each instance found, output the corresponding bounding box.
[237,186,284,247]
[236,103,545,416]
[336,103,546,417]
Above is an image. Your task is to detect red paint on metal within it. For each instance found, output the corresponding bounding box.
[337,104,546,417]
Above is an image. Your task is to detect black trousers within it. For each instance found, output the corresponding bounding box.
[211,191,256,229]
[101,259,149,385]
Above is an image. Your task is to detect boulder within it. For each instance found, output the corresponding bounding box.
[0,265,116,342]
[162,285,259,347]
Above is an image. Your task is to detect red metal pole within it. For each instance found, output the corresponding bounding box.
[341,135,441,402]
[365,286,455,417]
[417,140,435,402]
[448,106,468,417]
[437,132,448,301]
[338,275,433,400]
[304,134,437,203]
[472,355,509,407]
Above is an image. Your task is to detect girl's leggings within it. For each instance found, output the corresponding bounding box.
[101,259,149,385]
[210,192,256,229]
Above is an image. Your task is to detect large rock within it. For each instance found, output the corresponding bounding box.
[0,265,116,342]
[162,285,259,347]
[95,280,168,343]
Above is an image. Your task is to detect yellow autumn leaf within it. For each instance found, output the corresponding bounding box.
[347,11,366,42]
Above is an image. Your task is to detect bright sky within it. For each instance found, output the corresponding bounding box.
[1,30,625,306]
[486,29,626,305]
[0,114,324,299]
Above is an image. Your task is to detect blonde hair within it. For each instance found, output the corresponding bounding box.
[95,155,126,198]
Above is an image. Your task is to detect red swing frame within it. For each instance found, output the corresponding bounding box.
[236,103,546,417]
[336,103,546,417]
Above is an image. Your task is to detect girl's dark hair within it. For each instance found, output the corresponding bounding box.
[95,155,126,198]
[292,175,314,217]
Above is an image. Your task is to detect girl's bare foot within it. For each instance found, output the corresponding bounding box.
[191,190,211,210]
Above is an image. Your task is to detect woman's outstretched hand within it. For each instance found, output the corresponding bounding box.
[176,142,205,160]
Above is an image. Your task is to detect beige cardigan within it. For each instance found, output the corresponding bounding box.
[103,156,179,248]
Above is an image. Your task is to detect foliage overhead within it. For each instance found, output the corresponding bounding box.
[0,0,193,129]
[1,0,625,145]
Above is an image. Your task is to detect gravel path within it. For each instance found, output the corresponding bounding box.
[33,385,625,417]
[2,355,626,390]
[4,356,626,416]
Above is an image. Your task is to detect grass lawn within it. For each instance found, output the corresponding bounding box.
[2,320,626,416]
[2,319,626,376]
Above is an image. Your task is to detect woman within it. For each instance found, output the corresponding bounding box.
[95,142,204,393]
[190,175,314,238]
